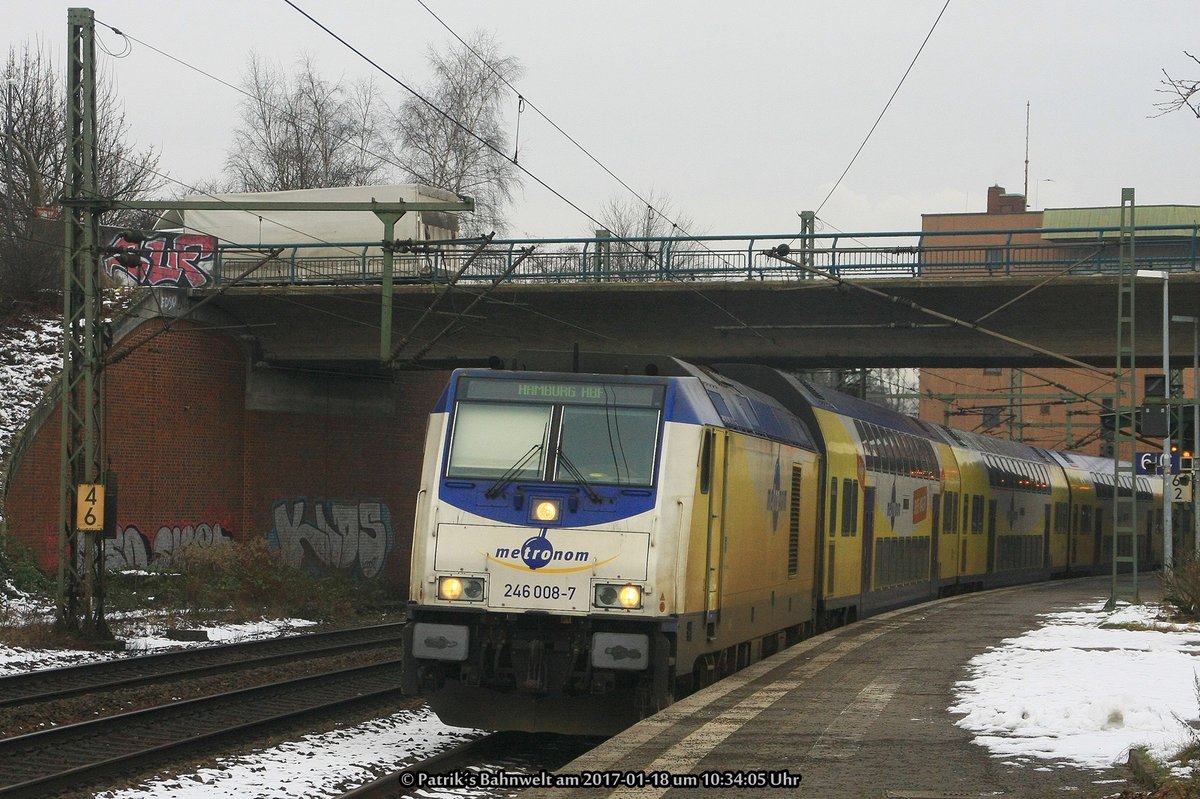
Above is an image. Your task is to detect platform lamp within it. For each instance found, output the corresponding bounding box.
[1171,313,1199,558]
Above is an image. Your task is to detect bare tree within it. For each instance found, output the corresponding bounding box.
[389,32,522,236]
[0,42,163,307]
[224,53,389,192]
[865,367,920,415]
[594,189,704,278]
[1154,51,1200,118]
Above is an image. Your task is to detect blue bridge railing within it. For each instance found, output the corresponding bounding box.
[209,225,1200,286]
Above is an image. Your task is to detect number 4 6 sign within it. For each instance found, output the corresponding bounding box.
[75,483,106,532]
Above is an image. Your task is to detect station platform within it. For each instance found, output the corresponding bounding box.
[522,576,1143,798]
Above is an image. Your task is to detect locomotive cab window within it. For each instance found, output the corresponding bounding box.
[558,405,659,484]
[446,404,550,479]
[447,377,665,487]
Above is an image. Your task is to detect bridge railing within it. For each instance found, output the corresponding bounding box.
[210,224,1200,286]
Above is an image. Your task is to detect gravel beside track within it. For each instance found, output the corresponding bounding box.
[0,659,404,798]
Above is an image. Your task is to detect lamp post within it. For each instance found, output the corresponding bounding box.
[1035,178,1054,210]
[1171,313,1199,558]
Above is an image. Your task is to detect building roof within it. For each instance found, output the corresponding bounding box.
[1042,206,1200,238]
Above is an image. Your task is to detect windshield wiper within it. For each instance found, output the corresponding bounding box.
[485,444,543,499]
[556,447,603,504]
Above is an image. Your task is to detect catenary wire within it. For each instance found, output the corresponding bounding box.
[279,0,773,343]
[812,0,951,218]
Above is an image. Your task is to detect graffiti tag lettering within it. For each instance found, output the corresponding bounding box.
[267,499,394,579]
[105,231,216,288]
[97,521,234,571]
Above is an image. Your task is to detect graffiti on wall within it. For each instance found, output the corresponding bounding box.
[99,521,234,571]
[267,499,394,579]
[104,231,217,289]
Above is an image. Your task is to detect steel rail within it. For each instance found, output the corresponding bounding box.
[0,659,404,798]
[0,621,403,707]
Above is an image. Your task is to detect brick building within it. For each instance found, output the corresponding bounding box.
[917,186,1200,456]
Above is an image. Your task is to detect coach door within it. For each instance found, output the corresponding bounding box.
[861,486,876,594]
[702,429,728,637]
[1043,504,1052,567]
[930,493,941,585]
[987,499,998,573]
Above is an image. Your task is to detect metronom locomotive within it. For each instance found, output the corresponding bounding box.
[400,354,1164,735]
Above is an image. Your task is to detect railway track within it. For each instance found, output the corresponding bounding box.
[0,659,405,798]
[0,621,404,706]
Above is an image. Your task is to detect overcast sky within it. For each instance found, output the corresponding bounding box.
[4,1,1198,239]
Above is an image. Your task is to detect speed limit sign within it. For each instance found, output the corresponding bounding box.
[75,483,105,531]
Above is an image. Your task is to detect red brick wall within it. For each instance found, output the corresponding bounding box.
[5,317,449,595]
[5,319,246,571]
[244,369,447,589]
[4,403,62,568]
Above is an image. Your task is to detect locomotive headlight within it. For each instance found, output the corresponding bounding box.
[594,583,643,610]
[439,577,463,600]
[531,498,561,523]
[438,576,485,601]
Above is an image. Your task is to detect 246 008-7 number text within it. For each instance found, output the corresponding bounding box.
[503,583,576,600]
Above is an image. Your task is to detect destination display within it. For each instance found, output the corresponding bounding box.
[460,378,663,408]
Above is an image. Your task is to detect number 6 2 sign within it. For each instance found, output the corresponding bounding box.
[75,483,106,532]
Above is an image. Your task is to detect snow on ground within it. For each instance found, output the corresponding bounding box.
[0,313,61,520]
[0,615,321,674]
[1,574,319,674]
[95,709,480,799]
[950,597,1200,770]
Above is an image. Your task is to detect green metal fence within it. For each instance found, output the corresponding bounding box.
[210,224,1200,286]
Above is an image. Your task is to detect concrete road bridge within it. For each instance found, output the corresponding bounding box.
[163,226,1200,371]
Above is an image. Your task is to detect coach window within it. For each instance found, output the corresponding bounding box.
[943,490,958,533]
[863,424,881,472]
[828,478,838,537]
[900,434,917,477]
[971,495,985,533]
[963,494,971,534]
[885,430,901,474]
[918,439,936,478]
[841,477,858,536]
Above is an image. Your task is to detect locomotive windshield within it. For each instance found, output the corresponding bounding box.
[445,377,664,487]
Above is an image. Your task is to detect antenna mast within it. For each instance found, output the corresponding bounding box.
[1023,101,1030,209]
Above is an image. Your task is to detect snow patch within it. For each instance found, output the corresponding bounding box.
[950,598,1200,769]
